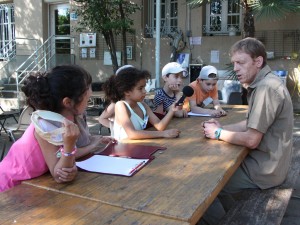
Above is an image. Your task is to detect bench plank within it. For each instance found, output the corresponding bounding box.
[219,135,300,225]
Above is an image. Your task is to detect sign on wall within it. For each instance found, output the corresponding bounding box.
[104,51,121,65]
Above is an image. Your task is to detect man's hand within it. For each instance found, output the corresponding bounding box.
[202,119,222,139]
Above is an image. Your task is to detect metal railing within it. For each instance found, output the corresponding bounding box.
[0,38,39,71]
[144,25,180,38]
[202,24,241,36]
[5,35,74,110]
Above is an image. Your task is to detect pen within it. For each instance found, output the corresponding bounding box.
[129,161,146,175]
[109,154,131,158]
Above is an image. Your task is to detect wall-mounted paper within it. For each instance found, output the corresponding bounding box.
[211,50,219,63]
[189,36,202,45]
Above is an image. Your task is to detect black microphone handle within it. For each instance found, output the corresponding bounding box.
[175,95,186,106]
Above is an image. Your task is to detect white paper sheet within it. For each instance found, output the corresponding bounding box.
[188,112,211,117]
[76,155,149,176]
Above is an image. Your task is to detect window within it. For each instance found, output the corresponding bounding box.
[145,0,178,38]
[203,0,241,36]
[0,4,15,60]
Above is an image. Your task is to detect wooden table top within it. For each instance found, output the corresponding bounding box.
[0,183,188,225]
[91,91,155,100]
[22,105,249,224]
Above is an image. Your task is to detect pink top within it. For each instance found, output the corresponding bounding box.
[0,124,48,192]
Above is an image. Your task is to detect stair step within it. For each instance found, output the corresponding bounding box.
[0,91,18,98]
[2,84,18,90]
[0,97,23,111]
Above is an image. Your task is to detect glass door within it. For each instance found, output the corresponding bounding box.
[50,3,70,54]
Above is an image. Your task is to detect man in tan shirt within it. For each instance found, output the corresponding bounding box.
[200,37,293,225]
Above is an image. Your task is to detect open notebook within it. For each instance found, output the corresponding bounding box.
[188,112,211,117]
[76,142,166,177]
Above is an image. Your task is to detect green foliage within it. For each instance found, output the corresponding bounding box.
[57,11,70,35]
[249,0,300,21]
[74,0,140,34]
[73,0,141,70]
[224,63,237,80]
[186,0,240,8]
[186,0,300,21]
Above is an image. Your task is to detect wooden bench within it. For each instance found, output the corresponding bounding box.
[219,135,300,225]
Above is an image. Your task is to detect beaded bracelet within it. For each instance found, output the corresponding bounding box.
[59,146,77,157]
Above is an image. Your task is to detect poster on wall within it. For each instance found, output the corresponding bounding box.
[210,50,220,63]
[104,51,121,65]
[126,46,133,60]
[176,53,190,77]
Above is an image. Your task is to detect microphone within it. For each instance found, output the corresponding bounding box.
[175,86,194,106]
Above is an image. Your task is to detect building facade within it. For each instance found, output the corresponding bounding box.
[1,0,300,108]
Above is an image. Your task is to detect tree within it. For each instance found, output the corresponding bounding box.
[73,0,140,72]
[186,0,300,38]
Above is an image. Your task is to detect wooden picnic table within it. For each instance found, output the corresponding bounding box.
[0,183,187,225]
[3,105,249,225]
[91,91,155,101]
[89,91,155,109]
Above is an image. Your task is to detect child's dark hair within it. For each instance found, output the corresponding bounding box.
[22,65,92,113]
[103,67,151,103]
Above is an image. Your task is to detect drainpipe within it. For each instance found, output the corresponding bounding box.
[155,0,161,88]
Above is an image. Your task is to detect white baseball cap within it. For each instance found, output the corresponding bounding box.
[162,62,185,77]
[199,65,219,79]
[116,65,134,75]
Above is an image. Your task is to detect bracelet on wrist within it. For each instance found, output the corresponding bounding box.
[59,146,77,157]
[214,128,223,140]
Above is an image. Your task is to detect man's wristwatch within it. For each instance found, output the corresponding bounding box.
[214,128,223,140]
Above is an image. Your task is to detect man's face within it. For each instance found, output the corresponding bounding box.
[231,51,262,86]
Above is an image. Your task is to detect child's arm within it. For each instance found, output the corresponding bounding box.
[164,91,188,118]
[174,109,188,118]
[147,102,178,131]
[98,103,115,128]
[189,99,222,117]
[115,101,180,139]
[213,99,227,116]
[75,135,116,159]
[37,119,79,183]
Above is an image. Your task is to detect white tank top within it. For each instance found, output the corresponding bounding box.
[113,101,149,140]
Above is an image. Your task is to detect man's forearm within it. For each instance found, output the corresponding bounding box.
[223,120,247,132]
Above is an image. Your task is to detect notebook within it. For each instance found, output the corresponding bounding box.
[76,142,166,176]
[188,112,211,117]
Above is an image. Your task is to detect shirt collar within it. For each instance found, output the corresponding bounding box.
[248,65,272,89]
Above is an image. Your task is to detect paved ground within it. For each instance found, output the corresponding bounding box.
[0,109,299,224]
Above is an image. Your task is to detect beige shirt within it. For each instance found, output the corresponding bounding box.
[242,65,293,189]
[75,113,91,148]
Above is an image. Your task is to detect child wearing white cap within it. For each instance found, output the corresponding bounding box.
[185,65,226,117]
[153,62,188,118]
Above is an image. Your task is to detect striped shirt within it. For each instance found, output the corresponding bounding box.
[153,88,177,112]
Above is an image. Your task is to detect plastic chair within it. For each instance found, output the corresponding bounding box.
[0,105,19,134]
[145,79,156,92]
[6,106,34,142]
[227,92,243,105]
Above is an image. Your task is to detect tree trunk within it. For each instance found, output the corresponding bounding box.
[119,2,128,65]
[243,1,255,38]
[103,31,118,73]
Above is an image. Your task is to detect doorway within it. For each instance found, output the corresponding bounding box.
[50,3,70,54]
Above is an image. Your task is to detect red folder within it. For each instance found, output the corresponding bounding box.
[76,142,167,176]
[96,142,167,159]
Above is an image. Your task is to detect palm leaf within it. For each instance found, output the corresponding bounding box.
[186,0,212,8]
[249,0,300,21]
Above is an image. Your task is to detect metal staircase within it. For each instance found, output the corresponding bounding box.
[0,35,75,111]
